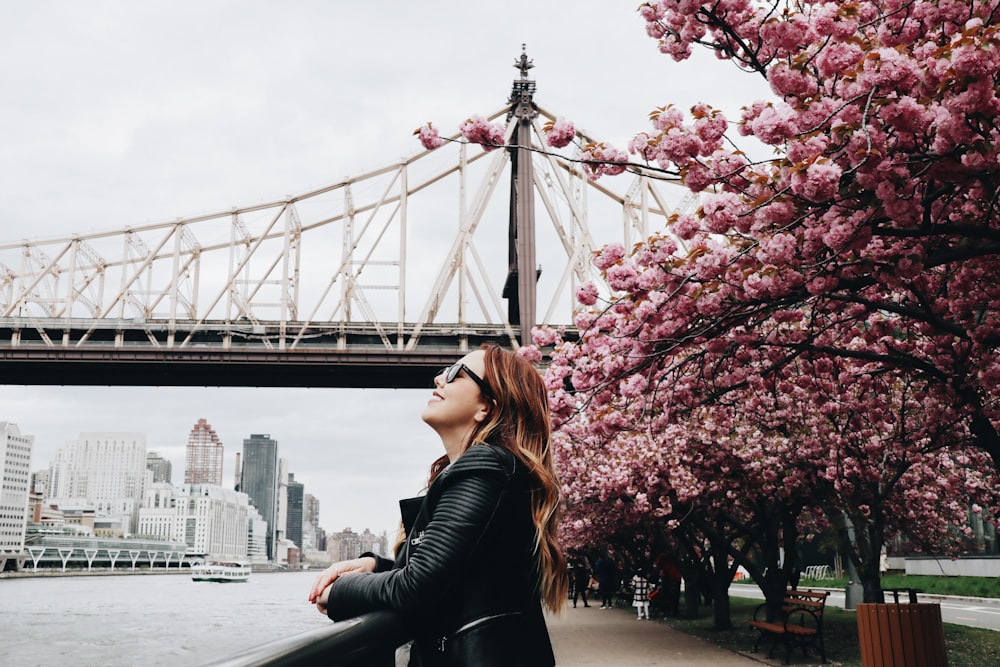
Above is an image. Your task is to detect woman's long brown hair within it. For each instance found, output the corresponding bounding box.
[426,343,567,612]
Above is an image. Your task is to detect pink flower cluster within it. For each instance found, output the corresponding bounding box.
[414,123,444,150]
[544,117,576,148]
[459,115,506,151]
[581,142,628,179]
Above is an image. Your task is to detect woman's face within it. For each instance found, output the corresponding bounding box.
[421,349,492,439]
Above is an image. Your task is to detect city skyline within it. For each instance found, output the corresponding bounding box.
[20,411,413,538]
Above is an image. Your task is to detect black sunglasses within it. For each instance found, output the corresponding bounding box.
[440,362,495,400]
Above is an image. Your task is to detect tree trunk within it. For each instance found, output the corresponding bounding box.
[713,583,732,630]
[683,572,701,617]
[711,549,733,630]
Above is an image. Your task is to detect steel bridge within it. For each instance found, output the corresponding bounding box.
[0,52,691,388]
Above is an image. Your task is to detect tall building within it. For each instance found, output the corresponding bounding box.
[146,451,172,484]
[48,432,147,533]
[286,474,304,551]
[240,434,279,560]
[1,423,34,570]
[185,418,223,486]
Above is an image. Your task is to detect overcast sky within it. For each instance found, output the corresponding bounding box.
[0,1,771,538]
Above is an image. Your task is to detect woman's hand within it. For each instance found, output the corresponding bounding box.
[308,556,377,613]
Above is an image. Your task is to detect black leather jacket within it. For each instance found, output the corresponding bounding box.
[326,444,555,666]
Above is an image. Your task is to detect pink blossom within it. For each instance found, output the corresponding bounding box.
[814,42,864,79]
[791,160,842,202]
[531,326,560,347]
[414,123,443,150]
[692,104,728,145]
[545,117,576,148]
[594,243,626,270]
[768,62,814,98]
[743,103,797,145]
[581,142,629,179]
[671,213,700,240]
[459,115,505,151]
[576,282,599,306]
[606,262,640,292]
[757,232,797,265]
[700,192,744,234]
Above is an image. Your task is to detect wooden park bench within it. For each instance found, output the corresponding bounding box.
[749,588,829,664]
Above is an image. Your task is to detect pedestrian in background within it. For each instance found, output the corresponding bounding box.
[572,557,591,608]
[593,551,617,609]
[631,568,650,620]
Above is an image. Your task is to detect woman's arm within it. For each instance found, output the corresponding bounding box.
[321,445,513,621]
[309,556,378,608]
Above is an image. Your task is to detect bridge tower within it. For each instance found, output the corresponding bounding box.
[504,47,538,346]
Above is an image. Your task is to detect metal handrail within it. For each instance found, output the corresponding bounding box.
[202,610,412,667]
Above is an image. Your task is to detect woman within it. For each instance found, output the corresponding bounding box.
[309,343,566,666]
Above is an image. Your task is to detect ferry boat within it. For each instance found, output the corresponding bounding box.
[190,561,251,583]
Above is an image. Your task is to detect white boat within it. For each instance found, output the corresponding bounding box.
[191,561,251,583]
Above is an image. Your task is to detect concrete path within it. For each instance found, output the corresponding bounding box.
[547,605,767,666]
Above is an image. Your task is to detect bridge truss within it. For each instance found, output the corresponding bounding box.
[0,69,692,387]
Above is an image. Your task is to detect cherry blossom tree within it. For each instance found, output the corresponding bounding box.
[537,1,1000,596]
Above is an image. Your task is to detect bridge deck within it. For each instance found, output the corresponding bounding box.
[548,605,764,666]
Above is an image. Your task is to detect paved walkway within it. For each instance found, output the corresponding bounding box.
[548,605,770,667]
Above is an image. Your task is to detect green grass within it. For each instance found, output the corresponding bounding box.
[658,596,1000,667]
[797,574,1000,599]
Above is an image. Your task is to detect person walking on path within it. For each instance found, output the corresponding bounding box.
[593,552,617,609]
[572,557,591,608]
[631,568,650,620]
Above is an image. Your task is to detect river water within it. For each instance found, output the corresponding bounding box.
[0,571,331,666]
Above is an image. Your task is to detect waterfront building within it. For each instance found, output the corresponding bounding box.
[23,524,188,572]
[1,422,34,572]
[286,473,304,554]
[327,527,388,563]
[47,432,148,533]
[241,434,279,560]
[146,451,172,484]
[137,482,250,560]
[184,418,223,486]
